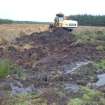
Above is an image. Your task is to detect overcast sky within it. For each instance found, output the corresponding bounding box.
[0,0,105,22]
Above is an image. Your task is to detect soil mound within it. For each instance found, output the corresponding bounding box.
[15,28,75,46]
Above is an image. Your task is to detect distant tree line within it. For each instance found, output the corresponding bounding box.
[69,15,105,26]
[1,15,105,26]
[0,19,49,24]
[0,19,13,24]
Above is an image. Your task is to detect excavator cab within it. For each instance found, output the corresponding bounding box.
[54,13,64,27]
[55,13,64,21]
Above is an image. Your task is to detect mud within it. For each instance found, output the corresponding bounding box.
[3,28,105,69]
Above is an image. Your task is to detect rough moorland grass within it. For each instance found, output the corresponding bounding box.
[68,87,105,105]
[74,28,105,45]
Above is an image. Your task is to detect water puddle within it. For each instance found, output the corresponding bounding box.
[62,61,92,74]
[64,83,79,93]
[9,78,80,95]
[96,73,105,87]
[10,81,36,95]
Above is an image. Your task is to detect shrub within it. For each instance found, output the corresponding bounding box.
[96,33,105,41]
[0,59,24,78]
[0,59,12,78]
[96,45,105,51]
[95,59,105,70]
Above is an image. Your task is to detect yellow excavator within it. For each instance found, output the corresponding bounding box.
[49,13,78,31]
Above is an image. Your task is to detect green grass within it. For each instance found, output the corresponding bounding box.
[95,59,105,73]
[68,87,105,105]
[0,59,13,78]
[0,58,27,79]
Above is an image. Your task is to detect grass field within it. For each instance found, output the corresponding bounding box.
[0,24,48,43]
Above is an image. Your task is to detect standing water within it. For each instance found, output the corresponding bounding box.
[62,61,92,74]
[96,73,105,87]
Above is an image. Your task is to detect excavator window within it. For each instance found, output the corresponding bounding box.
[56,13,64,17]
